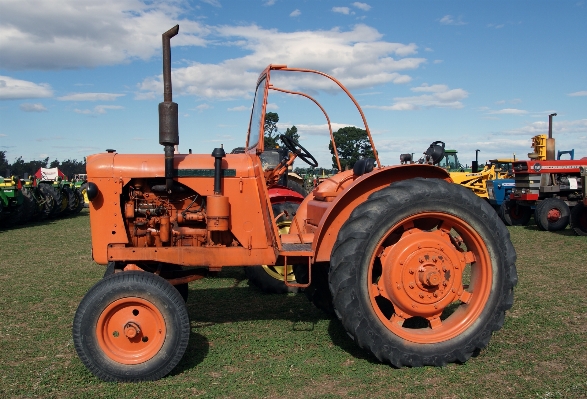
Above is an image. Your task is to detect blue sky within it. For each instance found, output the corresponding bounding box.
[1,0,586,169]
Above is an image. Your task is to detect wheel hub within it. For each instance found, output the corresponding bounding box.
[547,208,561,222]
[379,229,466,318]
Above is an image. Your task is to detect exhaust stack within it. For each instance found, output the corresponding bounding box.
[159,25,180,192]
[546,113,557,161]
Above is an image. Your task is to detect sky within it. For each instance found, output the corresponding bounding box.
[1,0,586,169]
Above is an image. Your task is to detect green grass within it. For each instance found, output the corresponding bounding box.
[1,211,586,398]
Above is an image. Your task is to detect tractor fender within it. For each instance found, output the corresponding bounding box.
[267,185,304,204]
[294,164,451,262]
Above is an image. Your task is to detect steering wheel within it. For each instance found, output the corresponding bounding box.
[280,135,318,167]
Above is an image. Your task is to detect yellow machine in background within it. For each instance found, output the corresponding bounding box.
[449,159,514,199]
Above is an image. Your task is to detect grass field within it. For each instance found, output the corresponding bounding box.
[1,210,586,398]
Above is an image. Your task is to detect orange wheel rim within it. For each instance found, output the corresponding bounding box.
[96,297,166,364]
[368,212,492,344]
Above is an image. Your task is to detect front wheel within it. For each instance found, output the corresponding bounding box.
[535,198,570,231]
[73,271,190,381]
[329,178,517,367]
[499,199,531,226]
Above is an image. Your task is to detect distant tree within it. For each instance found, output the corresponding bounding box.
[283,125,299,143]
[328,126,374,170]
[264,112,280,149]
[58,159,87,179]
[0,151,9,176]
[49,159,60,168]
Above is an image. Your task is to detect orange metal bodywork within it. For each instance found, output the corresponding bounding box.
[86,63,451,272]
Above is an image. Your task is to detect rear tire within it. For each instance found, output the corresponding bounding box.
[535,198,570,231]
[329,178,517,367]
[570,203,587,236]
[499,199,531,226]
[73,271,190,382]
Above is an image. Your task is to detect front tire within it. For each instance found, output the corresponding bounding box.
[535,198,570,231]
[499,199,531,226]
[329,178,517,367]
[73,271,190,382]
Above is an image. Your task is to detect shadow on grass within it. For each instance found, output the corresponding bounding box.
[0,209,89,233]
[176,267,383,371]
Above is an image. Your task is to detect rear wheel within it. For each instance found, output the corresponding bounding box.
[39,183,62,218]
[570,203,587,236]
[73,271,190,382]
[73,188,85,213]
[329,178,517,367]
[499,199,531,226]
[535,198,570,231]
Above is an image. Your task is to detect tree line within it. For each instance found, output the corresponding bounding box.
[0,151,86,180]
[263,112,374,172]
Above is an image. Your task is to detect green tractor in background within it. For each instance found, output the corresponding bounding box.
[0,176,26,227]
[34,168,84,218]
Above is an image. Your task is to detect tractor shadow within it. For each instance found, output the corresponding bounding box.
[0,209,89,233]
[173,267,380,373]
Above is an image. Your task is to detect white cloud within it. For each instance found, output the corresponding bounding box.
[332,7,351,15]
[57,93,125,101]
[138,24,425,100]
[195,103,211,112]
[200,0,221,7]
[439,15,467,26]
[488,108,528,115]
[228,105,249,111]
[0,76,53,100]
[290,9,301,17]
[365,84,468,110]
[264,0,276,5]
[568,90,587,97]
[352,2,371,11]
[74,105,124,115]
[20,103,48,112]
[0,0,208,70]
[502,118,587,136]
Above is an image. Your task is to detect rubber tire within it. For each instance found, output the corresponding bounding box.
[73,188,85,214]
[286,180,308,197]
[103,263,190,303]
[245,201,301,294]
[292,262,335,315]
[59,186,74,215]
[39,183,62,219]
[499,199,531,226]
[65,186,79,213]
[73,271,190,382]
[329,178,517,367]
[37,184,55,220]
[535,198,570,231]
[570,203,587,236]
[19,187,38,224]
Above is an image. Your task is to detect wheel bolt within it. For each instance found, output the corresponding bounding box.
[409,283,415,289]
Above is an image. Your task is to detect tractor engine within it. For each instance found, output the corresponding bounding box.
[123,178,238,249]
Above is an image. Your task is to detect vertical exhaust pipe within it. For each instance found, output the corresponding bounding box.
[159,25,180,192]
[546,113,557,161]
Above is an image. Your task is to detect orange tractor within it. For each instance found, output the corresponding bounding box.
[73,26,517,382]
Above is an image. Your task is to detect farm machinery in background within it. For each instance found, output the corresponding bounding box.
[501,113,587,235]
[0,168,86,228]
[73,25,517,382]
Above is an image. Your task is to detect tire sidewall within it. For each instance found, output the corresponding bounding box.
[73,272,189,381]
[341,181,509,359]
